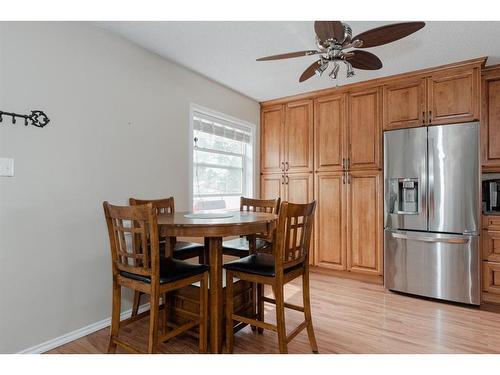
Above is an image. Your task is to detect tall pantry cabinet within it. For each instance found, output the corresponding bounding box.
[260,100,314,206]
[313,88,383,277]
[261,88,383,279]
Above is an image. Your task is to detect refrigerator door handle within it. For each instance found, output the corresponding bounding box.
[428,136,435,222]
[390,232,469,244]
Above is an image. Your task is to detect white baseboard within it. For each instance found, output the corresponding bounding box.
[17,303,152,354]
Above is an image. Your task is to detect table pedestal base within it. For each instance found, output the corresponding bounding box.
[165,277,255,351]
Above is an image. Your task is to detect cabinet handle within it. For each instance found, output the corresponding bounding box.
[347,172,351,184]
[281,161,285,171]
[285,161,289,171]
[343,172,346,184]
[281,175,285,185]
[429,110,432,124]
[285,175,289,185]
[422,110,426,125]
[342,158,346,170]
[347,158,351,170]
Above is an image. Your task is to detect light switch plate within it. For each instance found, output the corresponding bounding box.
[0,158,14,177]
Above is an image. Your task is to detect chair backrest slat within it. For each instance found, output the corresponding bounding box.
[130,197,175,214]
[240,197,280,244]
[274,201,316,272]
[240,197,281,214]
[103,201,160,279]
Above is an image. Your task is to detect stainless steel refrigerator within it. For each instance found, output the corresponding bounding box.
[384,122,480,305]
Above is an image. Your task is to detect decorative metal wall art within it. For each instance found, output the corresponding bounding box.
[0,109,50,128]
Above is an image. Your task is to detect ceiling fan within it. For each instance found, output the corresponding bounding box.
[256,21,425,82]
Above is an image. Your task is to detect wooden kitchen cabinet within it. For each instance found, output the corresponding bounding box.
[314,94,346,172]
[284,100,314,173]
[481,67,500,170]
[346,170,383,275]
[260,100,313,175]
[427,66,480,126]
[483,262,500,303]
[286,173,314,204]
[260,172,313,204]
[483,228,500,263]
[347,87,382,170]
[381,62,481,131]
[383,77,426,131]
[315,172,346,270]
[482,215,500,304]
[260,105,284,174]
[260,173,283,200]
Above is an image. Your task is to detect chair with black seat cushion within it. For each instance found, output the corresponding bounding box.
[103,201,208,354]
[223,200,318,354]
[130,197,205,260]
[222,197,280,258]
[129,197,205,317]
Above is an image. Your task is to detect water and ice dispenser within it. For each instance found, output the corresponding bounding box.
[389,178,419,215]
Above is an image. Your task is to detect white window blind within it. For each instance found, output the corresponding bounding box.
[191,109,254,211]
[193,112,252,144]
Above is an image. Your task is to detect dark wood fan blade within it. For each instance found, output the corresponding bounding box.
[353,22,425,48]
[314,21,344,42]
[299,60,322,82]
[347,50,383,70]
[256,50,320,61]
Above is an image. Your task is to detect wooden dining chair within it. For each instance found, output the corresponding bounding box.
[103,202,209,354]
[222,197,281,258]
[129,197,206,317]
[223,201,318,354]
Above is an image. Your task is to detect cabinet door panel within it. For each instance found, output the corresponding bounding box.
[347,170,383,275]
[483,229,500,263]
[285,100,313,173]
[383,78,426,130]
[314,95,345,172]
[286,173,313,204]
[347,87,382,170]
[261,105,284,174]
[260,174,284,200]
[483,262,500,295]
[482,72,500,169]
[427,67,479,125]
[315,172,346,270]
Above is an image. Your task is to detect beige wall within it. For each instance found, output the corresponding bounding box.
[0,22,259,353]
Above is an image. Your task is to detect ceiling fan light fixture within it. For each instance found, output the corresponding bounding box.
[345,61,355,78]
[329,62,340,80]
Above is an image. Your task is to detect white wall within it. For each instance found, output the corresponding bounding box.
[0,21,260,353]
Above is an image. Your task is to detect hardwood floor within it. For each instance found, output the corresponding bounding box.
[48,269,500,354]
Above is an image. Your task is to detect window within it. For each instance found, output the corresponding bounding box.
[190,106,254,211]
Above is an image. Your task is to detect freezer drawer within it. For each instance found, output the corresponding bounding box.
[384,230,480,305]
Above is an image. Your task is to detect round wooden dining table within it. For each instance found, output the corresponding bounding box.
[157,211,278,353]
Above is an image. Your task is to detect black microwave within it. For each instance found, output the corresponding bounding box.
[483,174,500,214]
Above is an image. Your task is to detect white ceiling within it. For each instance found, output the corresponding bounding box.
[95,21,500,102]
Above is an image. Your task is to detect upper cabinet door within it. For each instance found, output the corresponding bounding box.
[314,94,346,172]
[347,87,382,170]
[383,77,426,131]
[482,70,500,170]
[285,100,314,173]
[261,105,284,174]
[427,66,480,126]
